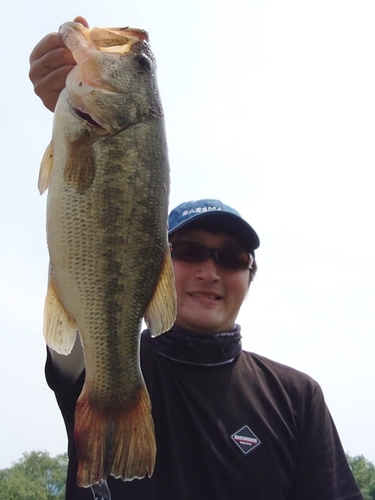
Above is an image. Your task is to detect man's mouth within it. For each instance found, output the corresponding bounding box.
[189,292,222,301]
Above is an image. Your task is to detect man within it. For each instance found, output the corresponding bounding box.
[29,19,363,500]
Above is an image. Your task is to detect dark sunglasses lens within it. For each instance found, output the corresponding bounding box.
[171,241,251,269]
[171,241,207,262]
[216,248,250,269]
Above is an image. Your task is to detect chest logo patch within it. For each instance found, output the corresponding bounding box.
[231,425,261,455]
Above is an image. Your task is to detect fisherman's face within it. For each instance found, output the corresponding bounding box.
[170,228,250,334]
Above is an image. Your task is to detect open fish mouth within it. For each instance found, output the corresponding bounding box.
[88,26,149,51]
[60,23,149,62]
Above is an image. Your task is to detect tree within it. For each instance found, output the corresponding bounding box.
[0,451,67,500]
[347,454,375,500]
[1,449,374,498]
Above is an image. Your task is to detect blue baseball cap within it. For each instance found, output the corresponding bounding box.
[168,199,260,251]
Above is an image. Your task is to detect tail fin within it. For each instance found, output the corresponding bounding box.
[74,384,156,487]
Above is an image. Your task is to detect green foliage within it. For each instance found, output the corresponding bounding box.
[347,454,375,500]
[0,451,67,500]
[1,449,374,498]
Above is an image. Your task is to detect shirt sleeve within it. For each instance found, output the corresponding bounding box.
[45,346,85,441]
[291,382,363,500]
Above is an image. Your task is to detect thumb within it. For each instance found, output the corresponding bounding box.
[73,16,89,28]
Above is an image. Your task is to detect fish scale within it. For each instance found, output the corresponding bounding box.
[39,21,176,487]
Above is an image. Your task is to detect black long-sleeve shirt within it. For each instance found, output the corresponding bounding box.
[46,326,363,500]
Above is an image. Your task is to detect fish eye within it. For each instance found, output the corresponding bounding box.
[134,55,151,70]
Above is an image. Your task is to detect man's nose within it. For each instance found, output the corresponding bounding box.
[195,257,220,281]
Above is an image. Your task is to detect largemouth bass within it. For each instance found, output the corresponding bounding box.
[38,21,176,488]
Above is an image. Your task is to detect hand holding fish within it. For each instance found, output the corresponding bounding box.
[29,16,89,111]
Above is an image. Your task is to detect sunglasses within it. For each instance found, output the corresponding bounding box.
[170,240,253,270]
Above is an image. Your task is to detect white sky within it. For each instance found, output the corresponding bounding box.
[1,0,374,469]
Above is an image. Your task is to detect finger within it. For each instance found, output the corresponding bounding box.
[40,89,66,113]
[33,65,75,112]
[29,46,76,83]
[29,32,63,64]
[34,64,75,93]
[73,16,89,28]
[29,17,88,65]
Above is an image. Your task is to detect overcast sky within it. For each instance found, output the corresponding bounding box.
[1,0,374,469]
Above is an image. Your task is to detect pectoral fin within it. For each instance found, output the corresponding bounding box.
[43,265,77,355]
[144,247,176,337]
[38,141,54,195]
[64,135,96,193]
